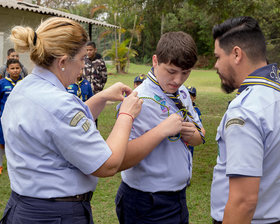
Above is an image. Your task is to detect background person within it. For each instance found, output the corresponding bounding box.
[67,69,93,102]
[0,58,22,175]
[1,17,142,224]
[211,16,280,223]
[186,86,202,158]
[133,74,146,88]
[0,48,28,79]
[84,41,107,94]
[115,31,205,224]
[84,41,107,127]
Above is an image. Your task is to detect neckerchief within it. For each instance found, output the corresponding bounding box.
[75,79,83,100]
[5,76,22,86]
[237,64,280,95]
[147,68,205,143]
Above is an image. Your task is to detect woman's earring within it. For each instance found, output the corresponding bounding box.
[61,68,65,71]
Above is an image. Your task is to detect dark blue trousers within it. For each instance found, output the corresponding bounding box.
[115,181,189,224]
[1,191,94,224]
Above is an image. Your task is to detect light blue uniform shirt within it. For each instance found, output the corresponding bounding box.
[121,77,203,192]
[2,66,112,198]
[211,64,280,223]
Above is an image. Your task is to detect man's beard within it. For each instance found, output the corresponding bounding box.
[217,67,236,94]
[221,82,235,94]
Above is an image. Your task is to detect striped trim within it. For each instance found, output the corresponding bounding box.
[148,68,205,143]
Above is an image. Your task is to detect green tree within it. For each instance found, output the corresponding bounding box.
[103,39,138,73]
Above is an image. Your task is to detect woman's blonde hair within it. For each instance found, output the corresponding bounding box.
[10,17,88,68]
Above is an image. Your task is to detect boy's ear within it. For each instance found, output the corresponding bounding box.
[152,55,158,67]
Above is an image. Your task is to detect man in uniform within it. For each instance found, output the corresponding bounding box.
[211,16,280,223]
[84,41,107,94]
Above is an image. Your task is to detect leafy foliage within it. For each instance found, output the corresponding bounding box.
[35,0,280,67]
[103,39,138,73]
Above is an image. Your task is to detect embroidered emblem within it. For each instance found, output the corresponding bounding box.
[269,65,280,82]
[179,90,187,99]
[82,120,91,132]
[160,101,168,113]
[226,118,245,129]
[154,94,162,101]
[153,94,168,113]
[70,111,85,127]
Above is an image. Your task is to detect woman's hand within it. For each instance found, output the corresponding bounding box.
[119,91,143,119]
[101,82,132,102]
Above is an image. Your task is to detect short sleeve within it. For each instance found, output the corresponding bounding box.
[51,106,112,175]
[225,108,264,177]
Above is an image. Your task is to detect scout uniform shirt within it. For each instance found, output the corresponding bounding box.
[211,64,280,223]
[2,66,112,198]
[121,75,203,193]
[67,78,93,102]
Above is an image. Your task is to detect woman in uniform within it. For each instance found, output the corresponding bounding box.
[0,17,142,224]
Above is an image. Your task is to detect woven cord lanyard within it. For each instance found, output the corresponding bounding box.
[147,68,205,144]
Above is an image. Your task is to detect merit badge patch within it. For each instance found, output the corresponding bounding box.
[154,94,162,101]
[70,111,86,127]
[82,120,91,132]
[226,118,245,129]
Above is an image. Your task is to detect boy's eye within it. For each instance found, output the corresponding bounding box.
[167,70,175,74]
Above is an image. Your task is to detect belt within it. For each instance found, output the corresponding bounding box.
[49,191,93,202]
[213,219,280,224]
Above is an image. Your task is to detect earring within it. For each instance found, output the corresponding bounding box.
[61,68,65,71]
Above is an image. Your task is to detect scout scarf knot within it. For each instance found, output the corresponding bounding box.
[147,68,205,144]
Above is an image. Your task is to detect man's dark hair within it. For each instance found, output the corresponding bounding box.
[156,31,197,70]
[7,48,16,56]
[6,58,20,68]
[212,16,266,62]
[86,41,96,49]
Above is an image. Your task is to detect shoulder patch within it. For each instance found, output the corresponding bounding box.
[70,111,86,127]
[226,118,245,129]
[82,120,91,132]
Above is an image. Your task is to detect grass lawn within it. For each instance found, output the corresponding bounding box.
[0,63,235,223]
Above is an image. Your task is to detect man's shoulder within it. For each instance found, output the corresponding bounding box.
[92,58,106,65]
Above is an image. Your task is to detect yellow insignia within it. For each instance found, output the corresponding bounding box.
[70,111,85,127]
[82,120,91,132]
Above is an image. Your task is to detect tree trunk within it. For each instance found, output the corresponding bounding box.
[114,13,120,73]
[125,15,137,73]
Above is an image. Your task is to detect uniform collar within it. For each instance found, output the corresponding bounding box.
[237,63,280,95]
[31,66,66,92]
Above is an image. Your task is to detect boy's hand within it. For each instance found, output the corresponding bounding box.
[180,121,196,142]
[158,113,183,137]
